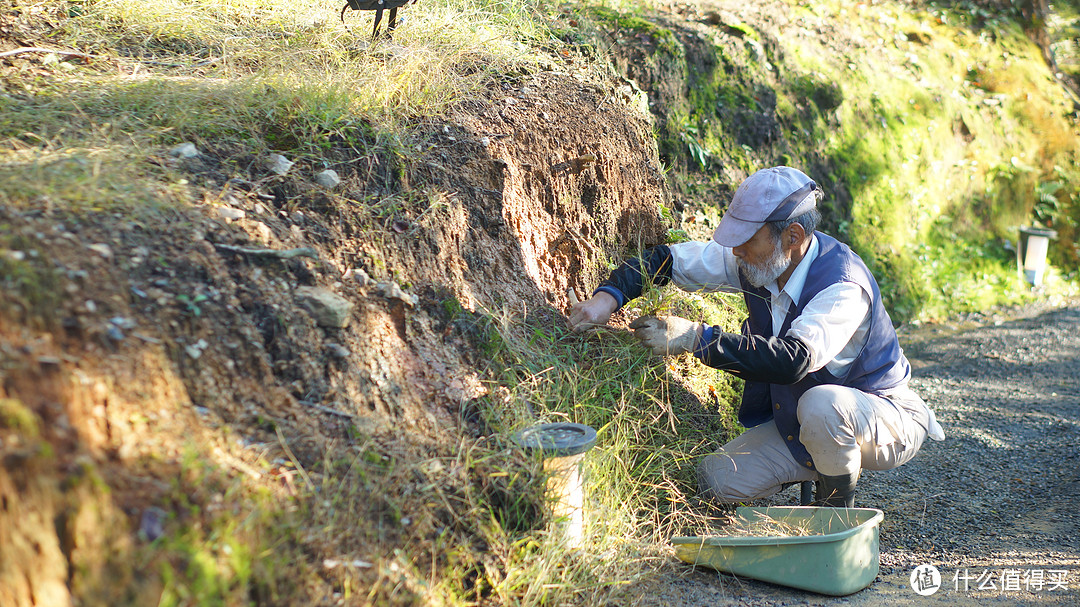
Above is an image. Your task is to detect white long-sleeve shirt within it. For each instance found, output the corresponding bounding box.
[668,235,944,441]
[670,235,871,377]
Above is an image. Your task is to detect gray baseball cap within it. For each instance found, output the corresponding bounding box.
[712,166,821,247]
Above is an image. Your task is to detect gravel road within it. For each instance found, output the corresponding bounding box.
[633,300,1080,606]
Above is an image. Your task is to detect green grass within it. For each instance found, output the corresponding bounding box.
[0,233,64,329]
[1,0,562,216]
[449,287,745,604]
[57,0,554,126]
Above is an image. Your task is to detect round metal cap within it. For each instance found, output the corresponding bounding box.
[512,422,597,457]
[1020,226,1058,239]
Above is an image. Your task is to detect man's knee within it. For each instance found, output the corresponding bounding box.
[798,385,864,476]
[797,384,855,429]
[696,452,741,503]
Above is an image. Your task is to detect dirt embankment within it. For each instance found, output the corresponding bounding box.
[0,37,671,607]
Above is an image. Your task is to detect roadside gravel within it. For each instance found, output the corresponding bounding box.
[632,299,1080,606]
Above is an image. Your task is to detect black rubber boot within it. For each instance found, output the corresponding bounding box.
[815,471,859,508]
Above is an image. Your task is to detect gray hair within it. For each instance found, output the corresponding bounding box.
[767,207,821,240]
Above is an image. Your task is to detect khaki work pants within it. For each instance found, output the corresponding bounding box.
[698,384,931,502]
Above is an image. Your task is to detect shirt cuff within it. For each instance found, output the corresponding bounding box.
[593,286,627,309]
[694,325,716,360]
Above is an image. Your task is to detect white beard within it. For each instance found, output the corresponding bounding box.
[738,238,790,288]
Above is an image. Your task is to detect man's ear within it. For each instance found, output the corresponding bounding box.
[785,223,806,247]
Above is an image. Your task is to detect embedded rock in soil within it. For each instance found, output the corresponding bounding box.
[295,286,354,329]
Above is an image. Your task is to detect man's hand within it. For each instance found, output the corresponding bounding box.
[629,315,703,356]
[568,291,619,332]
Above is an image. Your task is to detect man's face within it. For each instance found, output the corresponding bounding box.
[733,225,790,288]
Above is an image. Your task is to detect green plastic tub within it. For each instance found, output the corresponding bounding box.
[672,506,885,596]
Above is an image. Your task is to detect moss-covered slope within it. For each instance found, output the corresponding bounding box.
[577,0,1080,319]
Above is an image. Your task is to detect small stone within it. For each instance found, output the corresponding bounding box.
[85,300,97,313]
[87,243,113,259]
[265,154,294,176]
[184,339,208,359]
[37,356,62,368]
[343,267,369,286]
[217,207,246,221]
[314,169,341,188]
[325,343,350,359]
[323,558,373,570]
[255,222,273,241]
[378,281,418,307]
[109,316,136,330]
[295,287,354,329]
[169,142,200,159]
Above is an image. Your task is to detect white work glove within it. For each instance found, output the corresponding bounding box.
[629,315,704,356]
[568,291,619,332]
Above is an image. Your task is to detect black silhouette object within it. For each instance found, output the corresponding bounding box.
[341,0,414,40]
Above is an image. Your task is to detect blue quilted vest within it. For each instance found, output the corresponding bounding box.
[737,232,910,470]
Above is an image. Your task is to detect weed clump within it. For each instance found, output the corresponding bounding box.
[451,283,745,603]
[0,398,40,437]
[0,236,63,330]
